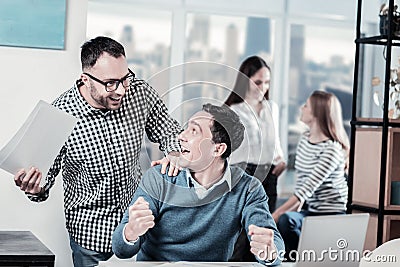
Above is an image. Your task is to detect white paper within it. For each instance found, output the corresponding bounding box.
[0,100,78,185]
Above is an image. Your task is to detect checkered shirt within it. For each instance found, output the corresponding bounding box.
[27,78,181,252]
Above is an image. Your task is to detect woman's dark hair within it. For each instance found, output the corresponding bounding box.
[224,55,271,106]
[202,103,245,160]
[80,36,126,71]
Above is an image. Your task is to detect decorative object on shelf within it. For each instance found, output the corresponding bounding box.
[379,3,400,36]
[373,90,384,109]
[372,76,381,86]
[388,61,400,119]
[373,61,400,119]
[372,76,384,110]
[393,99,400,118]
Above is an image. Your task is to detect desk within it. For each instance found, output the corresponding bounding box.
[0,231,55,267]
[97,256,295,267]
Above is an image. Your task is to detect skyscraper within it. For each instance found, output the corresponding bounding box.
[288,24,306,124]
[188,14,210,47]
[120,25,135,59]
[244,17,270,58]
[289,24,306,103]
[225,23,239,68]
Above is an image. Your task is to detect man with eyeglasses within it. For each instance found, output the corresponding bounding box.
[12,36,182,267]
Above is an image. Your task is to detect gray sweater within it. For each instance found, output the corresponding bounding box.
[112,165,284,265]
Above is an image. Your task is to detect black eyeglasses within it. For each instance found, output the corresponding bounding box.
[83,69,135,92]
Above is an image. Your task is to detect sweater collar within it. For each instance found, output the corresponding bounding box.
[184,161,232,191]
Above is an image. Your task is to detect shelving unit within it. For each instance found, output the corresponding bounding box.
[348,0,400,251]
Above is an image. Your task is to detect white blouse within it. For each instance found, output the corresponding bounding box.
[229,100,284,166]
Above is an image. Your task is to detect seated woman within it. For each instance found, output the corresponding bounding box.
[272,90,349,261]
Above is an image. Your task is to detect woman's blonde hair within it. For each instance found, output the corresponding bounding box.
[309,91,350,168]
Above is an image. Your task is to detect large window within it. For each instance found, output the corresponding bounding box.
[87,0,356,196]
[284,24,355,194]
[87,1,172,79]
[181,13,275,122]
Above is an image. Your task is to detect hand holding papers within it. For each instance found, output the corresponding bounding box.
[0,100,78,187]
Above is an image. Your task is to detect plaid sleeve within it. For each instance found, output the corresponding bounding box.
[144,84,182,155]
[26,145,67,202]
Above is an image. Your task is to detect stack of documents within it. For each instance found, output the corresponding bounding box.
[0,100,77,185]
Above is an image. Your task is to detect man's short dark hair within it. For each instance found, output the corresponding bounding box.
[80,36,126,71]
[202,103,245,160]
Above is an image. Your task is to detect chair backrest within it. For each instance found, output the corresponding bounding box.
[359,238,400,267]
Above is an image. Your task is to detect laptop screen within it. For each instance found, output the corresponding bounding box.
[292,213,369,267]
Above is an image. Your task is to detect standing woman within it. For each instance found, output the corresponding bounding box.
[225,56,286,261]
[272,91,349,260]
[225,55,286,212]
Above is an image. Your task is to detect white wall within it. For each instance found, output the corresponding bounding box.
[0,1,87,266]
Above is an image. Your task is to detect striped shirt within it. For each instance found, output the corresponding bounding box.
[27,78,182,252]
[294,133,348,213]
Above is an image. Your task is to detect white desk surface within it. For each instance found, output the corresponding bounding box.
[97,256,295,267]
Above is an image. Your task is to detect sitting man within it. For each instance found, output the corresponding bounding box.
[112,103,284,265]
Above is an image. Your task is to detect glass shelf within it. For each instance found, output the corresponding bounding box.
[353,118,400,127]
[356,35,400,46]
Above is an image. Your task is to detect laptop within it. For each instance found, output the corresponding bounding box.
[290,213,370,267]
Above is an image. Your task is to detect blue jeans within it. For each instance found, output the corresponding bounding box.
[69,236,113,267]
[277,210,345,261]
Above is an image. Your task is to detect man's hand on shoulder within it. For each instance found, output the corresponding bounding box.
[151,151,181,176]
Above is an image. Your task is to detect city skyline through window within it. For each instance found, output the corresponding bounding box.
[86,2,355,195]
